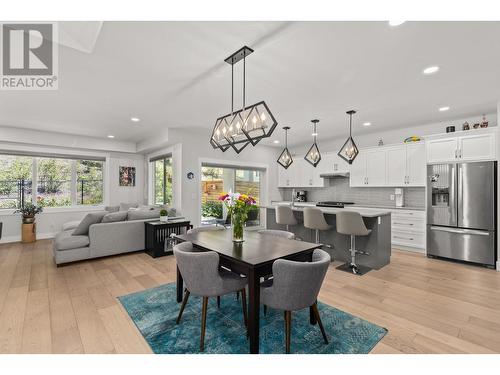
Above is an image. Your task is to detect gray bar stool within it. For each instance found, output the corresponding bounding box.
[276,205,298,231]
[335,211,372,275]
[303,207,332,244]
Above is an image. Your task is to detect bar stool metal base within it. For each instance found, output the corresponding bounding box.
[336,262,372,275]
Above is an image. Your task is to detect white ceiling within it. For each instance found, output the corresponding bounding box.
[1,21,500,148]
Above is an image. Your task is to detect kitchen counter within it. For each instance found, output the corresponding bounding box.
[352,204,426,211]
[264,203,391,218]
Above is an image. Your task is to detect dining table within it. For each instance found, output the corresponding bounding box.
[174,229,323,354]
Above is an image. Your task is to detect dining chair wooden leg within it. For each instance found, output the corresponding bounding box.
[263,304,267,316]
[200,296,208,352]
[176,290,190,324]
[241,288,248,327]
[236,291,240,300]
[217,296,221,308]
[312,302,328,344]
[285,311,291,354]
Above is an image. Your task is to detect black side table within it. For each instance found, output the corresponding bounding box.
[145,219,192,258]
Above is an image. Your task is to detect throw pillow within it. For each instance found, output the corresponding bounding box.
[119,202,139,211]
[104,205,119,213]
[101,211,128,223]
[72,211,108,236]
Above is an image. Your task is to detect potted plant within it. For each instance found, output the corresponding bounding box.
[14,202,43,224]
[160,209,168,222]
[218,191,257,243]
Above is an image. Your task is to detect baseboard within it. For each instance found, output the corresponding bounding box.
[0,232,56,244]
[392,245,425,254]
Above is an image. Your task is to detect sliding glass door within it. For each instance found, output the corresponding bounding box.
[201,165,261,227]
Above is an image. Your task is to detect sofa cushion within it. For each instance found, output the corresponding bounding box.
[102,211,128,223]
[119,202,139,211]
[127,209,160,221]
[138,204,157,211]
[55,230,90,251]
[104,205,119,213]
[62,220,81,231]
[72,211,108,235]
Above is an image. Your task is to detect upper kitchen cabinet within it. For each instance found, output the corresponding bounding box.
[277,157,326,188]
[386,143,426,186]
[426,129,497,164]
[350,148,386,187]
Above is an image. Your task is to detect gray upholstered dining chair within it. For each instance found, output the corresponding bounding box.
[174,241,248,352]
[260,249,331,353]
[186,224,240,305]
[258,229,295,240]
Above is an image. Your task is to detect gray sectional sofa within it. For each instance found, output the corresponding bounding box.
[53,203,178,265]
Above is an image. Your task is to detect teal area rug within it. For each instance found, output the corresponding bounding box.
[118,283,387,354]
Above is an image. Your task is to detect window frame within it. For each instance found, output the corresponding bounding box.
[149,154,173,206]
[0,153,106,211]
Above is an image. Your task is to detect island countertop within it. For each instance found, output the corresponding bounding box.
[263,203,391,218]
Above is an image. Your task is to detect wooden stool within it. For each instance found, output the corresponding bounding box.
[22,223,36,243]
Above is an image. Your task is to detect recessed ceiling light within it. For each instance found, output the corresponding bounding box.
[423,66,440,75]
[388,21,406,27]
[107,135,115,138]
[130,117,140,122]
[439,106,450,112]
[273,140,280,144]
[363,122,372,127]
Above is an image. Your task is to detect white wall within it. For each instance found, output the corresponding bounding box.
[107,152,145,206]
[145,128,282,227]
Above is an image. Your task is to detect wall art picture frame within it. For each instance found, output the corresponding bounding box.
[119,166,136,187]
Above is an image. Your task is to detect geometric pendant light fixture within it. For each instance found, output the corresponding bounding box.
[210,46,278,154]
[304,119,321,167]
[337,110,359,164]
[277,126,293,169]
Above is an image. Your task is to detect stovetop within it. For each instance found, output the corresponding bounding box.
[316,201,355,208]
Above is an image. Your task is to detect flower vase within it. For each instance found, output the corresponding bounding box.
[231,213,245,243]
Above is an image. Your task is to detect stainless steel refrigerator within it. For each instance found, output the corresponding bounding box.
[427,161,497,267]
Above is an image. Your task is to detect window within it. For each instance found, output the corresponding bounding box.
[152,157,172,205]
[0,153,104,209]
[0,155,32,209]
[201,165,262,227]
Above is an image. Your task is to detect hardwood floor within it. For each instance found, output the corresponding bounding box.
[0,239,499,354]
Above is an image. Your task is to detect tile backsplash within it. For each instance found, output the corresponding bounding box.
[279,178,425,208]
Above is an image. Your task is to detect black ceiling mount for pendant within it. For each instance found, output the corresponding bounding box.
[210,46,278,154]
[304,119,321,167]
[277,126,293,169]
[338,110,359,164]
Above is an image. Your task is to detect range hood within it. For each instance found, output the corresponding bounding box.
[319,172,350,178]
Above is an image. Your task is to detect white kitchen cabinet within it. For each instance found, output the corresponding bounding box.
[426,130,496,163]
[390,209,426,252]
[349,148,386,186]
[459,133,496,161]
[386,146,407,186]
[406,143,426,186]
[386,143,426,187]
[349,152,367,187]
[277,157,325,188]
[366,149,387,186]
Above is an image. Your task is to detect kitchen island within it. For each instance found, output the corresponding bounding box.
[264,204,392,270]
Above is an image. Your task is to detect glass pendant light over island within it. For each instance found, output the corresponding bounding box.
[277,126,293,169]
[210,46,278,154]
[304,119,321,167]
[338,110,359,164]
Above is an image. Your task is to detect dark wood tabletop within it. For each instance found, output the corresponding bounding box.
[175,229,321,266]
[174,229,323,353]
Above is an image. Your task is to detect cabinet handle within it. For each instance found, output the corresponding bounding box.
[394,235,414,240]
[394,222,414,225]
[459,149,462,158]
